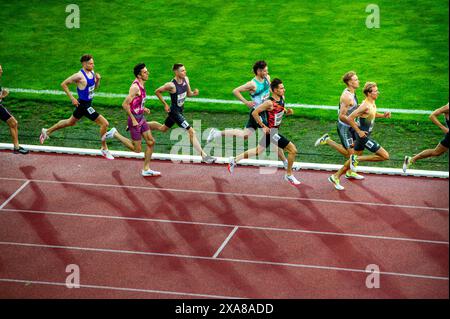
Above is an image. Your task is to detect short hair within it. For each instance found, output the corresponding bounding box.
[342,71,356,85]
[134,63,146,78]
[172,63,184,71]
[270,78,283,91]
[363,82,377,96]
[253,60,267,75]
[80,54,93,63]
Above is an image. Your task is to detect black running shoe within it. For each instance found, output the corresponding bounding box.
[13,146,29,155]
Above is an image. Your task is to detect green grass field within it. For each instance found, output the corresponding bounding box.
[0,1,448,171]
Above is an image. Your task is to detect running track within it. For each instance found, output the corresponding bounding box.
[0,151,448,298]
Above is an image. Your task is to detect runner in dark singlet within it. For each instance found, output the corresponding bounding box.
[228,78,300,185]
[39,54,114,160]
[403,102,449,172]
[148,63,216,163]
[0,64,28,154]
[328,82,391,190]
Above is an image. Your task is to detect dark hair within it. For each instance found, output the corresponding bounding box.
[363,82,377,96]
[342,71,356,85]
[172,63,184,71]
[80,54,93,63]
[134,63,146,78]
[253,60,267,75]
[270,78,283,91]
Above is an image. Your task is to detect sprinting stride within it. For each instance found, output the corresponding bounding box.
[228,78,301,185]
[328,82,391,190]
[103,63,160,177]
[0,64,29,154]
[403,102,449,172]
[315,71,363,179]
[148,63,216,163]
[39,54,114,160]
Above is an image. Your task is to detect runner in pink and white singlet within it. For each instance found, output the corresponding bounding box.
[102,63,161,177]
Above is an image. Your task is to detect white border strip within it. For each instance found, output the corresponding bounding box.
[0,143,448,178]
[0,278,243,299]
[7,87,433,115]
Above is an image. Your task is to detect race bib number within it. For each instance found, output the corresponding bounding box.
[274,111,284,126]
[273,134,281,142]
[87,107,96,115]
[88,85,95,99]
[177,92,187,107]
[181,120,190,129]
[365,140,375,149]
[347,138,354,147]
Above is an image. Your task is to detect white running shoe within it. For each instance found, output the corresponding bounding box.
[206,128,221,144]
[39,128,49,144]
[102,127,117,142]
[202,155,217,164]
[228,157,236,174]
[141,169,161,177]
[284,174,301,185]
[314,133,329,147]
[328,175,345,190]
[101,149,114,160]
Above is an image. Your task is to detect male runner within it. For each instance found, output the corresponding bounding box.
[328,82,391,190]
[0,64,28,154]
[314,71,363,179]
[39,54,114,160]
[403,102,449,172]
[102,63,160,176]
[148,63,216,163]
[207,61,293,169]
[228,78,301,185]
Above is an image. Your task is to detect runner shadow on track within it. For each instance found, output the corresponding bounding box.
[51,172,189,270]
[5,166,79,266]
[145,175,261,297]
[291,185,409,298]
[350,181,448,268]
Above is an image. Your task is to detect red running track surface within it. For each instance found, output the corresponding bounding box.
[0,151,448,298]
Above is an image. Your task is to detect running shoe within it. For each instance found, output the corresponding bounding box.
[206,128,220,144]
[141,169,161,177]
[101,149,114,160]
[102,127,117,141]
[314,133,329,147]
[345,170,365,180]
[284,174,301,185]
[402,156,412,173]
[349,154,359,171]
[13,146,29,155]
[39,128,49,144]
[228,157,236,174]
[328,175,344,190]
[202,155,217,164]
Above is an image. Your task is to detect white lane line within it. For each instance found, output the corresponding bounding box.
[0,278,244,299]
[0,241,447,281]
[0,177,447,212]
[7,87,434,114]
[0,180,30,210]
[213,226,239,258]
[1,208,447,245]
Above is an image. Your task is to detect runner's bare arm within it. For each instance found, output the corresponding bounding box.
[347,103,369,138]
[95,72,101,89]
[122,84,140,126]
[252,100,272,133]
[61,72,83,106]
[155,82,175,113]
[338,94,352,125]
[232,81,257,108]
[185,77,199,97]
[429,103,449,133]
